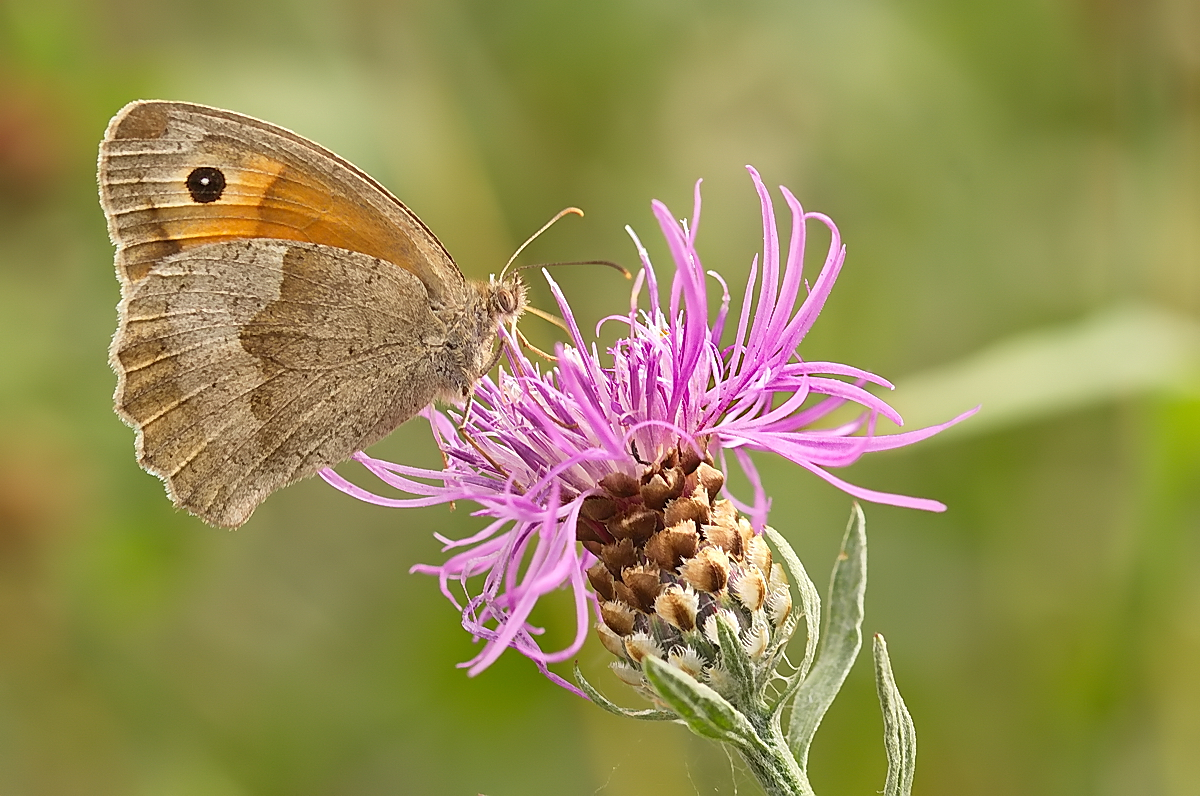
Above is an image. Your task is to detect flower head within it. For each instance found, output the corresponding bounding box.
[320,166,974,687]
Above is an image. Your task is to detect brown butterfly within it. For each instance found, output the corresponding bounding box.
[99,100,526,528]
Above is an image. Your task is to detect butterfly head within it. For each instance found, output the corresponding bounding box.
[486,272,528,330]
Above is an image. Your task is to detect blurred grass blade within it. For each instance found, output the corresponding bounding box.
[873,634,916,796]
[787,504,867,769]
[890,304,1200,439]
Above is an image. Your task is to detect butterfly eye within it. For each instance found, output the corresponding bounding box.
[495,288,518,315]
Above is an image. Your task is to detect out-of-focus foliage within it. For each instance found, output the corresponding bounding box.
[0,1,1197,794]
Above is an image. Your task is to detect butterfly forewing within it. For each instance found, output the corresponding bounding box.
[99,100,463,297]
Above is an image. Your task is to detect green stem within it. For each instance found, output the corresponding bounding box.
[735,715,815,796]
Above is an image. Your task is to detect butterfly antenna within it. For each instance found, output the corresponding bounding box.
[499,207,584,282]
[516,259,631,279]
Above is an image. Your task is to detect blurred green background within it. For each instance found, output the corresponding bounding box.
[2,0,1198,794]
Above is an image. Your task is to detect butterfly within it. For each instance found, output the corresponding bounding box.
[99,100,526,528]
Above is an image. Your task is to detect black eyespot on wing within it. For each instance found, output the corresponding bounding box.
[186,167,226,203]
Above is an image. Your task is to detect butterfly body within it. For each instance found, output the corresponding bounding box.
[99,101,524,528]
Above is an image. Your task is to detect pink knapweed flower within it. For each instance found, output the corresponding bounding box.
[320,166,975,687]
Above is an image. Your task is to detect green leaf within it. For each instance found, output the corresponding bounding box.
[873,634,917,796]
[787,503,867,769]
[572,662,677,721]
[642,655,762,752]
